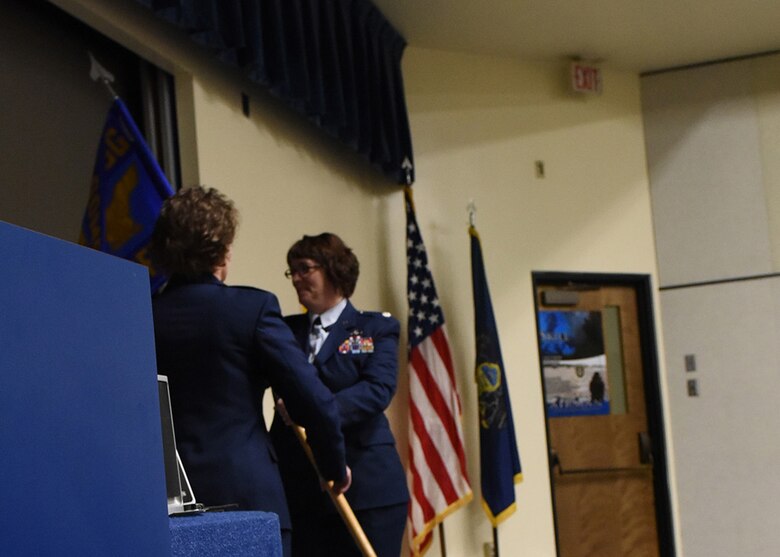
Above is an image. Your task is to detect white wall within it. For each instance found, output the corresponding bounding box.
[642,55,780,557]
[659,279,780,557]
[47,2,670,555]
[642,62,773,286]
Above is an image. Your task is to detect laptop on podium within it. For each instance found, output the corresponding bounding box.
[157,375,203,515]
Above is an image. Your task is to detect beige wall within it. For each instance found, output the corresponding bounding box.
[400,48,665,556]
[52,2,671,555]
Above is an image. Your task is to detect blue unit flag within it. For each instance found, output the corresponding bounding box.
[79,98,174,293]
[470,225,523,526]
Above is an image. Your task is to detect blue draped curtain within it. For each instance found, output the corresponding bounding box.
[134,0,414,184]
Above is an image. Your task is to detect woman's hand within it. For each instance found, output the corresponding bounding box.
[331,465,352,495]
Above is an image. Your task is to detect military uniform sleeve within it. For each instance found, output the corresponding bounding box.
[253,293,346,482]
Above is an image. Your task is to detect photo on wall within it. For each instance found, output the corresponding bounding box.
[538,310,609,417]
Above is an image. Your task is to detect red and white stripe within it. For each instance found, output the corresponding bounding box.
[407,325,472,556]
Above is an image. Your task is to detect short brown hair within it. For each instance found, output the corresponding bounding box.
[149,186,238,278]
[287,233,359,297]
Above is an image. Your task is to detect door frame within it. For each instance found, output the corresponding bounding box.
[532,271,675,557]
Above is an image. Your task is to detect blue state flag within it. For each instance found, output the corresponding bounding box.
[470,225,523,527]
[79,98,174,293]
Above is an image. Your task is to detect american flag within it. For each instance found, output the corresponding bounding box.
[405,188,472,556]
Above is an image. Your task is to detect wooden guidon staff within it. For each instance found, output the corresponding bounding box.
[293,425,377,557]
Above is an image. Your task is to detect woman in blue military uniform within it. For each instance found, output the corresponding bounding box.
[271,232,409,557]
[149,188,350,557]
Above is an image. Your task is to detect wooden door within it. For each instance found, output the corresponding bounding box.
[535,281,661,557]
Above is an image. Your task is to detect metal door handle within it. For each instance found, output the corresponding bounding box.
[550,448,652,476]
[639,431,653,465]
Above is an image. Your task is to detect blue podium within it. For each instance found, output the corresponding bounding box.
[0,222,283,556]
[170,512,282,557]
[0,221,171,556]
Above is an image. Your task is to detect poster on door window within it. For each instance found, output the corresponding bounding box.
[538,310,609,417]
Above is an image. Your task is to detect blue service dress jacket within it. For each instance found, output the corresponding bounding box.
[270,301,410,530]
[152,274,346,531]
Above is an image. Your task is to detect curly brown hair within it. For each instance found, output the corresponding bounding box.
[287,233,359,297]
[149,186,238,278]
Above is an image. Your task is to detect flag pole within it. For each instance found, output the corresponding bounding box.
[438,523,448,557]
[292,426,378,557]
[493,527,499,557]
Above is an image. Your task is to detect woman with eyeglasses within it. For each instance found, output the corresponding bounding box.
[270,232,409,557]
[149,188,350,557]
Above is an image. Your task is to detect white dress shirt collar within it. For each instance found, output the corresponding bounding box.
[309,297,347,331]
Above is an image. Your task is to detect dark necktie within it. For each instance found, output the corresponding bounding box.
[308,317,323,362]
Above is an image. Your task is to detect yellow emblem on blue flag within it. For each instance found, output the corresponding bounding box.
[470,225,522,528]
[476,361,508,429]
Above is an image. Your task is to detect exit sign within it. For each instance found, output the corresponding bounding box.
[571,62,602,95]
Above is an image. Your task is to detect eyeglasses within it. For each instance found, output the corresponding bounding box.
[284,264,321,278]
